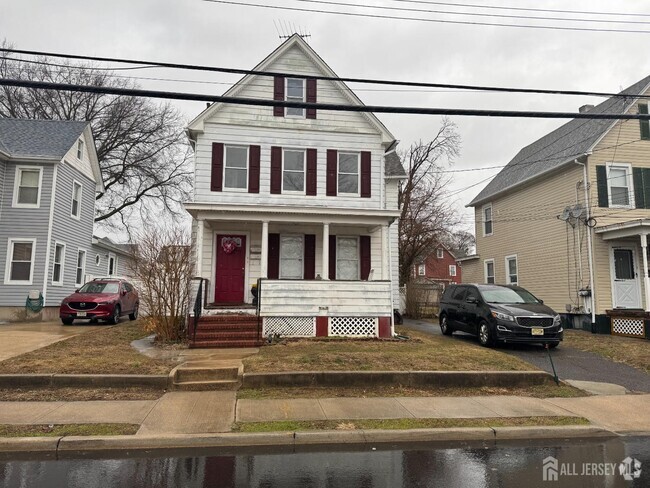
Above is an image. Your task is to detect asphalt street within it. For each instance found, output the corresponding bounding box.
[402,318,650,393]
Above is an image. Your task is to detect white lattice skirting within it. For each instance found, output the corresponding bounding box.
[329,316,378,337]
[263,317,316,337]
[612,317,645,337]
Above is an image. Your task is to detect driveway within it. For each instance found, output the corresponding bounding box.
[0,321,104,362]
[401,318,650,393]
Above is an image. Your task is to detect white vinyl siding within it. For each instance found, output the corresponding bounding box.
[280,235,303,279]
[282,149,305,194]
[71,180,82,219]
[337,236,359,280]
[338,152,360,195]
[483,204,493,236]
[606,163,634,208]
[76,249,86,286]
[5,238,36,285]
[223,145,248,191]
[285,78,305,117]
[52,242,65,285]
[484,259,495,284]
[13,166,42,208]
[505,255,518,285]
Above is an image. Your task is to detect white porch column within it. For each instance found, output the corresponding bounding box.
[641,233,650,312]
[381,224,389,279]
[260,221,269,279]
[322,223,330,279]
[196,219,204,277]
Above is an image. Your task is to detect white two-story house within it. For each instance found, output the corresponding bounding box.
[185,35,405,346]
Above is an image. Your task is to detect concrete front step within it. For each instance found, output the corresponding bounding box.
[172,379,241,391]
[175,366,240,383]
[189,339,264,349]
[193,331,260,341]
[198,315,259,324]
[195,323,259,332]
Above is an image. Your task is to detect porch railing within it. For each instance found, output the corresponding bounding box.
[189,277,209,342]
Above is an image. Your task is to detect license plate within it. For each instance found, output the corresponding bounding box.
[77,311,87,317]
[531,328,544,336]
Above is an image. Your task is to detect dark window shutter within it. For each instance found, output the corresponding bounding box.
[360,151,371,198]
[268,233,280,279]
[329,235,337,280]
[270,146,282,194]
[306,148,317,196]
[273,76,285,117]
[644,168,650,209]
[633,167,650,209]
[640,104,650,140]
[306,78,317,119]
[210,143,224,192]
[595,165,609,208]
[360,235,371,280]
[248,145,260,193]
[326,149,338,196]
[304,234,316,279]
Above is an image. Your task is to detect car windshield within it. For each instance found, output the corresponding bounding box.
[479,286,540,304]
[78,282,119,294]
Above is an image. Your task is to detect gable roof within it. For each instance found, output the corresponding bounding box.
[0,118,88,161]
[187,34,395,145]
[469,75,650,206]
[385,150,407,178]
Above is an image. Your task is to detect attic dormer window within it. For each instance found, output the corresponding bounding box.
[77,139,84,160]
[286,78,305,117]
[274,76,317,119]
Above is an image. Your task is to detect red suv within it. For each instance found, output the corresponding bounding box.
[60,278,139,325]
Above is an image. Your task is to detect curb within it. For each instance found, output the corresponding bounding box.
[242,371,555,389]
[0,374,168,389]
[0,426,617,458]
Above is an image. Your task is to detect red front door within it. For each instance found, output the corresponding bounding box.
[215,234,246,303]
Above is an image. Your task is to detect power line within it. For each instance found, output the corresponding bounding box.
[4,78,650,121]
[1,46,646,99]
[203,0,650,34]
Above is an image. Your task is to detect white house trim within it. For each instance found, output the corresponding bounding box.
[12,165,43,209]
[505,254,518,285]
[51,241,66,286]
[484,258,495,284]
[4,238,37,285]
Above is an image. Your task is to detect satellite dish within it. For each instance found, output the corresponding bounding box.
[570,204,585,219]
[560,207,571,221]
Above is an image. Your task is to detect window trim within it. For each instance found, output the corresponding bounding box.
[337,152,361,196]
[482,203,493,237]
[336,235,360,280]
[52,241,66,286]
[281,148,306,195]
[76,249,87,287]
[4,238,36,285]
[77,139,84,160]
[449,264,457,277]
[436,248,444,259]
[223,145,249,192]
[484,259,495,284]
[606,162,635,209]
[418,264,426,276]
[285,77,305,118]
[71,180,82,219]
[279,234,304,279]
[12,166,43,208]
[505,254,518,285]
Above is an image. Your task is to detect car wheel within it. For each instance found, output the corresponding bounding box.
[61,318,73,325]
[548,342,559,349]
[478,321,494,347]
[109,305,120,325]
[129,304,139,321]
[440,315,453,336]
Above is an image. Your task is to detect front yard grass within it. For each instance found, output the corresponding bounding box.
[0,321,173,375]
[563,329,650,374]
[232,416,590,433]
[0,424,139,437]
[243,328,536,373]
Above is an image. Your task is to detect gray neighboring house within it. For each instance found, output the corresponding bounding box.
[0,118,132,321]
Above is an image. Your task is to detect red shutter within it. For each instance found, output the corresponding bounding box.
[306,148,317,196]
[248,145,260,193]
[270,146,282,194]
[306,78,317,119]
[210,143,224,192]
[326,149,337,196]
[268,233,280,279]
[304,234,316,279]
[360,235,371,280]
[360,151,371,198]
[273,76,285,117]
[329,235,337,280]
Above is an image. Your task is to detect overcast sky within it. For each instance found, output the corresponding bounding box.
[3,0,650,234]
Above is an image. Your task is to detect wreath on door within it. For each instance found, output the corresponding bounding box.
[221,237,241,254]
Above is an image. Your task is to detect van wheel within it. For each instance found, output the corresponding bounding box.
[478,321,495,347]
[440,315,453,336]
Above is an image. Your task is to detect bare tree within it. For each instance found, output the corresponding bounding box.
[446,229,476,257]
[398,118,461,285]
[0,42,192,229]
[130,226,193,343]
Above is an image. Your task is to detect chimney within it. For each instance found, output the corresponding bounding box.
[579,104,594,113]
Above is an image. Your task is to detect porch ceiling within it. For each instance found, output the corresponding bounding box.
[184,203,400,226]
[594,219,650,240]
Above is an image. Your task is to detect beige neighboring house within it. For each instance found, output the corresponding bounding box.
[461,75,650,340]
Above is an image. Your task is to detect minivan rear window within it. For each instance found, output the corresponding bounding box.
[451,286,466,301]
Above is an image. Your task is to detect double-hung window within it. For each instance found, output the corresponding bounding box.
[52,243,65,285]
[5,239,35,284]
[337,237,359,280]
[505,255,518,285]
[280,235,303,279]
[283,149,305,193]
[76,250,86,286]
[71,181,82,219]
[14,167,42,207]
[449,265,457,277]
[286,78,305,117]
[436,248,444,259]
[483,204,493,236]
[484,259,495,284]
[606,163,634,208]
[418,264,426,276]
[77,139,84,160]
[223,145,248,190]
[338,152,360,195]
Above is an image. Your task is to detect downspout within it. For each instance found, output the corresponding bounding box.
[574,158,596,324]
